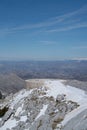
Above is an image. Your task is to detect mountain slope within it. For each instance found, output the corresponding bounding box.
[0,73,26,95]
[0,79,87,130]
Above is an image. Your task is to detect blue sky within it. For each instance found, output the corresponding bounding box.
[0,0,87,60]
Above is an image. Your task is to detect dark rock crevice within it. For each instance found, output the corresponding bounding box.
[0,107,9,117]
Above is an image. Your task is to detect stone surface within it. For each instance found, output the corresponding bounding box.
[0,80,86,130]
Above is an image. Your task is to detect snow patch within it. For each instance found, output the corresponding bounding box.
[10,89,33,108]
[20,116,27,122]
[35,104,48,120]
[0,116,17,130]
[45,80,87,105]
[15,106,23,116]
[44,80,87,127]
[61,104,87,126]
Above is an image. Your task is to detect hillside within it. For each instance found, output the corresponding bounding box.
[0,79,87,130]
[0,73,26,95]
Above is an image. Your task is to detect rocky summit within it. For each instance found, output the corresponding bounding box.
[0,79,87,130]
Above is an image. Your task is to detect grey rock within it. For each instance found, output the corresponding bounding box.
[67,101,79,112]
[0,120,4,127]
[56,94,66,103]
[30,115,52,130]
[45,102,57,116]
[51,112,65,129]
[57,102,67,113]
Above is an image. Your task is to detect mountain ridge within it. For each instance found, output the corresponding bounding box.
[0,79,87,130]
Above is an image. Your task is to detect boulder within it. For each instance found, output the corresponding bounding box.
[56,94,66,103]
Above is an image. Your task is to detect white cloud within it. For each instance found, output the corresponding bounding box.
[12,4,87,31]
[0,4,87,35]
[46,23,87,32]
[72,45,87,49]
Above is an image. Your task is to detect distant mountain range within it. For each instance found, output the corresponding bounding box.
[0,60,87,81]
[0,60,87,95]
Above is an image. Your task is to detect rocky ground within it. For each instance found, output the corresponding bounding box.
[0,79,87,130]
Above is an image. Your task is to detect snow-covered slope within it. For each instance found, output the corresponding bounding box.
[0,79,87,130]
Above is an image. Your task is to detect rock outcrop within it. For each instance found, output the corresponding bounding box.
[0,88,79,130]
[0,79,87,130]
